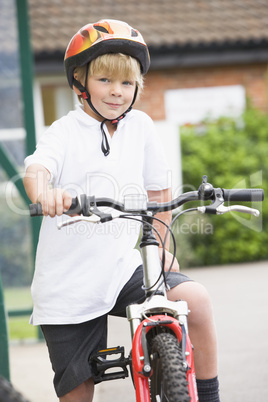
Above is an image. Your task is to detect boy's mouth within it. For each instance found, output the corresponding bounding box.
[105,102,122,108]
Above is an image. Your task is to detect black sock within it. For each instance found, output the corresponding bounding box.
[196,376,220,402]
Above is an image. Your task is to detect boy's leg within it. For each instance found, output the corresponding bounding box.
[41,317,107,400]
[59,378,94,402]
[167,281,220,402]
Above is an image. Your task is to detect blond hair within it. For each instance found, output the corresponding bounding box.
[74,53,144,103]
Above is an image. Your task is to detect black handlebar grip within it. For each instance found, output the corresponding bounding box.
[29,202,43,216]
[223,188,264,202]
[65,197,81,215]
[29,197,80,217]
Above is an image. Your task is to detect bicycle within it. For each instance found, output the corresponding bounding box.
[29,175,264,401]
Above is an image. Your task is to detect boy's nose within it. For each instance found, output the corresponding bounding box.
[110,82,122,96]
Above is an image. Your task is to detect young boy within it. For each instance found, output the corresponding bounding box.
[23,19,220,402]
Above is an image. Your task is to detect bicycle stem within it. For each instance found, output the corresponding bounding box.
[139,216,166,298]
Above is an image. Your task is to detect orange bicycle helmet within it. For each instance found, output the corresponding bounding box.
[64,19,150,89]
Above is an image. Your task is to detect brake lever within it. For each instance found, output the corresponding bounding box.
[216,205,260,217]
[57,214,101,230]
[198,205,260,217]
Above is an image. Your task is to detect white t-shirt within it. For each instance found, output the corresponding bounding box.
[25,105,170,325]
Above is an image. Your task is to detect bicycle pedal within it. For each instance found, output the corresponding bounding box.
[90,346,130,384]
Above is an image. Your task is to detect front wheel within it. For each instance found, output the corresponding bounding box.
[149,332,190,402]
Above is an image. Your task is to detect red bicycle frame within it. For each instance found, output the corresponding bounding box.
[131,315,199,402]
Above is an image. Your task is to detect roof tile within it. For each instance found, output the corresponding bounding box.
[2,0,268,56]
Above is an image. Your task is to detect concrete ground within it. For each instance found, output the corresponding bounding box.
[9,260,268,402]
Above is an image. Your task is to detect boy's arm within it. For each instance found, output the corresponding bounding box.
[23,163,72,217]
[147,188,179,272]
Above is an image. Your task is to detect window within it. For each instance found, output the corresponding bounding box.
[41,84,74,126]
[165,85,246,125]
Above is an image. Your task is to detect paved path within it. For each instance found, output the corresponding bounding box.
[9,260,268,402]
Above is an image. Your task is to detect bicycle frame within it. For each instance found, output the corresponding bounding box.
[126,214,199,401]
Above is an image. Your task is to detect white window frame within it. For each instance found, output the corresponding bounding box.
[34,75,77,141]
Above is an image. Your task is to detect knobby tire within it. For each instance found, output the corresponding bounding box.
[0,376,29,402]
[149,332,190,402]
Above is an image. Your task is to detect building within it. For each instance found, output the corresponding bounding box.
[29,0,268,124]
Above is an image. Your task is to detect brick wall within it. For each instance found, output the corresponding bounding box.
[136,63,268,120]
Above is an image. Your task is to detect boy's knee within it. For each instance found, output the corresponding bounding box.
[168,281,214,325]
[188,283,214,327]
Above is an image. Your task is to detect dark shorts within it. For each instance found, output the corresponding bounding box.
[41,266,191,397]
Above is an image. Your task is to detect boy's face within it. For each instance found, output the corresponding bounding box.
[84,73,136,121]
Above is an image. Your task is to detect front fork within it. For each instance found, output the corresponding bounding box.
[127,304,199,402]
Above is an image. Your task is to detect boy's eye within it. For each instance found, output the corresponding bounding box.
[123,81,134,86]
[99,78,109,83]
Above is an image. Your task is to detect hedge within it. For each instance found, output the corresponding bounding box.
[174,106,268,268]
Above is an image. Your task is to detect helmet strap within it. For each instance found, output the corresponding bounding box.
[100,120,110,156]
[73,74,139,157]
[73,78,90,100]
[98,85,138,156]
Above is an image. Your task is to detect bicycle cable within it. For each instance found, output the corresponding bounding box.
[148,207,199,300]
[117,214,176,292]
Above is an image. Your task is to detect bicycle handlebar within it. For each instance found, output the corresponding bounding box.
[29,178,264,218]
[222,188,264,202]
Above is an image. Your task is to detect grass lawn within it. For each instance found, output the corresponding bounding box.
[3,287,38,340]
[7,317,38,340]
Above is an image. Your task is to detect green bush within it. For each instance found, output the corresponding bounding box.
[176,107,268,268]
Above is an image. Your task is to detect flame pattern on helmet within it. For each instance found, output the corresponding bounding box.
[65,26,101,59]
[65,20,145,60]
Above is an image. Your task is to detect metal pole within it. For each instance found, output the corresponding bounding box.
[0,274,10,380]
[15,0,42,340]
[16,0,37,156]
[15,0,42,259]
